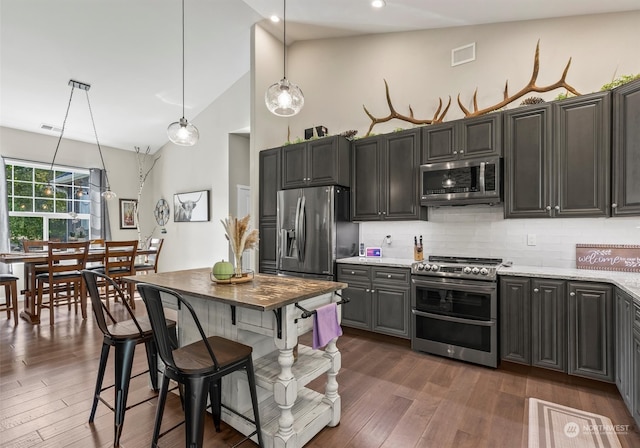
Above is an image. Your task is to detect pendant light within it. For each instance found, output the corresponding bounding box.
[45,79,116,201]
[265,0,304,117]
[167,0,199,146]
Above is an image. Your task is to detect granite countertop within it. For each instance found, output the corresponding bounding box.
[123,268,347,312]
[498,265,640,305]
[337,257,639,305]
[337,257,415,268]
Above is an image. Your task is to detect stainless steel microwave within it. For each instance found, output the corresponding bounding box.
[420,157,502,206]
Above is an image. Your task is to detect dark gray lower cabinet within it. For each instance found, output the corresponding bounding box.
[258,223,277,274]
[615,289,634,411]
[568,282,614,382]
[633,325,640,428]
[500,277,531,364]
[500,276,614,382]
[338,264,410,338]
[531,279,566,372]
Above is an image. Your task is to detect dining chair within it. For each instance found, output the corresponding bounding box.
[95,240,138,309]
[81,270,177,448]
[135,238,164,274]
[0,274,19,325]
[36,241,90,326]
[22,239,48,252]
[137,283,264,448]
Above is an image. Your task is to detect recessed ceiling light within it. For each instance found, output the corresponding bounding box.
[371,0,386,8]
[270,15,280,23]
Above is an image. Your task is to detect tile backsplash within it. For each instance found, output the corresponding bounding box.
[359,205,640,268]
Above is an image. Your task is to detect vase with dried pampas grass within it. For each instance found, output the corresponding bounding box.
[221,214,259,276]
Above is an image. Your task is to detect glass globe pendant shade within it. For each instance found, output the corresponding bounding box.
[101,189,117,200]
[167,117,199,146]
[265,78,304,117]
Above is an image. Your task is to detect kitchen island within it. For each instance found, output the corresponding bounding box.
[123,268,347,448]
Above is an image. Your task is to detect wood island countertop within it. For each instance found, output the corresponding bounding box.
[123,268,347,312]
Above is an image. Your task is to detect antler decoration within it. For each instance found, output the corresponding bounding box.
[363,79,450,137]
[457,40,581,117]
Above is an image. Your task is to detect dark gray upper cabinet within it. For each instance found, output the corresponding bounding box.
[568,281,614,383]
[281,136,351,189]
[500,276,531,365]
[421,113,502,163]
[352,129,426,221]
[531,278,566,372]
[612,79,640,216]
[503,104,553,218]
[554,92,611,217]
[504,91,611,218]
[615,288,634,411]
[259,147,281,222]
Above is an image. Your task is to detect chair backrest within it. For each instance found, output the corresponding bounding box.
[137,283,220,371]
[146,238,164,271]
[46,241,90,278]
[23,240,48,252]
[81,269,143,338]
[104,240,138,276]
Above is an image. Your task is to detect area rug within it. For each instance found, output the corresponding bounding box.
[528,398,623,448]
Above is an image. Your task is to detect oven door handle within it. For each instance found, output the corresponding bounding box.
[411,309,494,326]
[411,279,496,294]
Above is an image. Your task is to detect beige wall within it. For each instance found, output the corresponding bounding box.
[0,126,140,241]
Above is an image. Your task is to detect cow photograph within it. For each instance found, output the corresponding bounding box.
[173,190,210,222]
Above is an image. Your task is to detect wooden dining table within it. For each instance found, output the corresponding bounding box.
[0,247,155,324]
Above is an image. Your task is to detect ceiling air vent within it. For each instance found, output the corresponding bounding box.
[40,123,62,133]
[451,42,476,67]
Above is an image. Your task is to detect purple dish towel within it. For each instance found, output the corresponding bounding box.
[312,302,343,350]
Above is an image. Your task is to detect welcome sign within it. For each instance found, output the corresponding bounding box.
[576,244,640,272]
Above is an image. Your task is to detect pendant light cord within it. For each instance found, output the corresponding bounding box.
[48,87,75,174]
[85,90,111,190]
[283,0,287,79]
[181,0,185,119]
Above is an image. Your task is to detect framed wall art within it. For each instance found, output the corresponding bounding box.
[119,199,137,229]
[173,190,210,222]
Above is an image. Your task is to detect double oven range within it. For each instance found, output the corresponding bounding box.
[411,256,502,368]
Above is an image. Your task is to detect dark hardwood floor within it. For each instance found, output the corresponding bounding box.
[1,298,638,447]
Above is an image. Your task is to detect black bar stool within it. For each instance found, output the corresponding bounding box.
[0,274,19,325]
[82,270,176,447]
[137,283,264,448]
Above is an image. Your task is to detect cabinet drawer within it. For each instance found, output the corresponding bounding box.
[337,265,371,282]
[371,267,410,285]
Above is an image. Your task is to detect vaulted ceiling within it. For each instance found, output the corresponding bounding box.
[1,0,638,152]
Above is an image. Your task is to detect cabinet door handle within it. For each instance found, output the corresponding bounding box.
[459,150,464,154]
[570,292,576,297]
[382,211,386,215]
[453,150,458,155]
[365,289,370,292]
[546,205,551,210]
[378,211,382,215]
[612,203,618,208]
[370,290,375,293]
[554,205,560,210]
[533,288,539,293]
[351,271,355,275]
[387,274,392,278]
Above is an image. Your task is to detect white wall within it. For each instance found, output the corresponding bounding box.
[149,72,251,272]
[251,11,640,269]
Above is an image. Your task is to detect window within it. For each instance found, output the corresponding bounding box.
[6,160,91,250]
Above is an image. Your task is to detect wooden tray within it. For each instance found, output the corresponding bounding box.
[210,271,254,285]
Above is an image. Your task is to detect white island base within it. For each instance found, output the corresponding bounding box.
[174,292,342,448]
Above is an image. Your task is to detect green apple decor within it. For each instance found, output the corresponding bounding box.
[212,259,234,280]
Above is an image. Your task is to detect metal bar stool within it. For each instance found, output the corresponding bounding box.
[137,283,264,448]
[82,270,177,447]
[0,274,19,325]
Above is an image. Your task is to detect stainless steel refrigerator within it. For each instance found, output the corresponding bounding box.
[277,186,358,280]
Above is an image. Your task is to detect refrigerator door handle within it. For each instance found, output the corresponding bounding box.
[299,195,306,262]
[294,195,302,262]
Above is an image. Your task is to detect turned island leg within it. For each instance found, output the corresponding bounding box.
[273,305,299,448]
[323,337,341,426]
